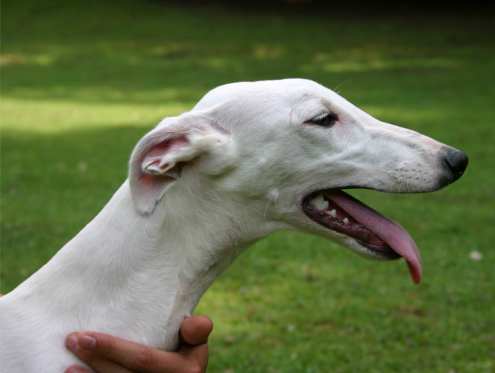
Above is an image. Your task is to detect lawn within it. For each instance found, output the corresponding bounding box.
[1,1,494,372]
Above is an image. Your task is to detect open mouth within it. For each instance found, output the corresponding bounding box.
[302,189,422,284]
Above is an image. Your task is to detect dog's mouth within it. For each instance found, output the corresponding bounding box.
[302,189,422,284]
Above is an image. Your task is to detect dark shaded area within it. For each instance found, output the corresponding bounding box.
[156,0,495,13]
[2,1,493,107]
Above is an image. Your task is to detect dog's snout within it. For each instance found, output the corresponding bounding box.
[442,148,469,182]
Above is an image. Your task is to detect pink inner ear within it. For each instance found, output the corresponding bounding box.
[144,136,189,163]
[138,135,189,185]
[131,134,190,214]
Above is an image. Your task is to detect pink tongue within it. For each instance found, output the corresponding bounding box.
[326,190,422,284]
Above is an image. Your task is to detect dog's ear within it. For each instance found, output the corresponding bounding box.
[129,115,233,215]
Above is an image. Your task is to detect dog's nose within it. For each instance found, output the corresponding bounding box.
[442,148,468,182]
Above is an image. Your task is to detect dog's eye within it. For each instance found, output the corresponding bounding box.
[306,112,338,128]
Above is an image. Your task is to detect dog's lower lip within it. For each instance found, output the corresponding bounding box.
[302,190,399,259]
[302,188,422,284]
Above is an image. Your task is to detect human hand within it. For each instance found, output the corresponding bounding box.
[65,315,213,373]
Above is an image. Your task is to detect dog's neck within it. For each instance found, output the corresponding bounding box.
[11,179,278,350]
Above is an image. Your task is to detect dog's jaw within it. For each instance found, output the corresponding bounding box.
[301,189,422,283]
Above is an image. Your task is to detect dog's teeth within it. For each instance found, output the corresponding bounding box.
[329,209,337,218]
[343,218,349,224]
[312,195,328,210]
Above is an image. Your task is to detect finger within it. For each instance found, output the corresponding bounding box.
[180,343,209,371]
[179,316,212,371]
[66,335,133,373]
[66,331,192,373]
[179,315,213,346]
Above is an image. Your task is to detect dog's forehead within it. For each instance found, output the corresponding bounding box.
[195,79,337,110]
[192,79,362,132]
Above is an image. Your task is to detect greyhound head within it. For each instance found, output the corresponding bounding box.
[129,79,468,284]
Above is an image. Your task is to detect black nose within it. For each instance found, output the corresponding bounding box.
[443,148,468,181]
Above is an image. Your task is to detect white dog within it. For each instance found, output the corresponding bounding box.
[0,79,467,372]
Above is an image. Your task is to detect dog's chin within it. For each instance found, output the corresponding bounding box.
[301,188,422,284]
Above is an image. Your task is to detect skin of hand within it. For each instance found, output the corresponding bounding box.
[64,316,213,373]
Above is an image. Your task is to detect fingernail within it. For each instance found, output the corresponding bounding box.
[78,335,96,350]
[66,335,79,351]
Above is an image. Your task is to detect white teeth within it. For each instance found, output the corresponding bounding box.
[343,217,349,225]
[329,209,337,218]
[312,194,328,210]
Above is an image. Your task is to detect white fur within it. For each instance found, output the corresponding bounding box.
[0,79,449,372]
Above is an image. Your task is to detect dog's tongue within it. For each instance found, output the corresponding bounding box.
[326,190,422,284]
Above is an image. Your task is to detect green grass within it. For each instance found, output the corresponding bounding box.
[1,1,494,372]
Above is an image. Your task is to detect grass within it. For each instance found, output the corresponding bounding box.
[1,1,494,372]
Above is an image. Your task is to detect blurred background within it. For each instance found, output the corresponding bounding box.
[1,1,494,372]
